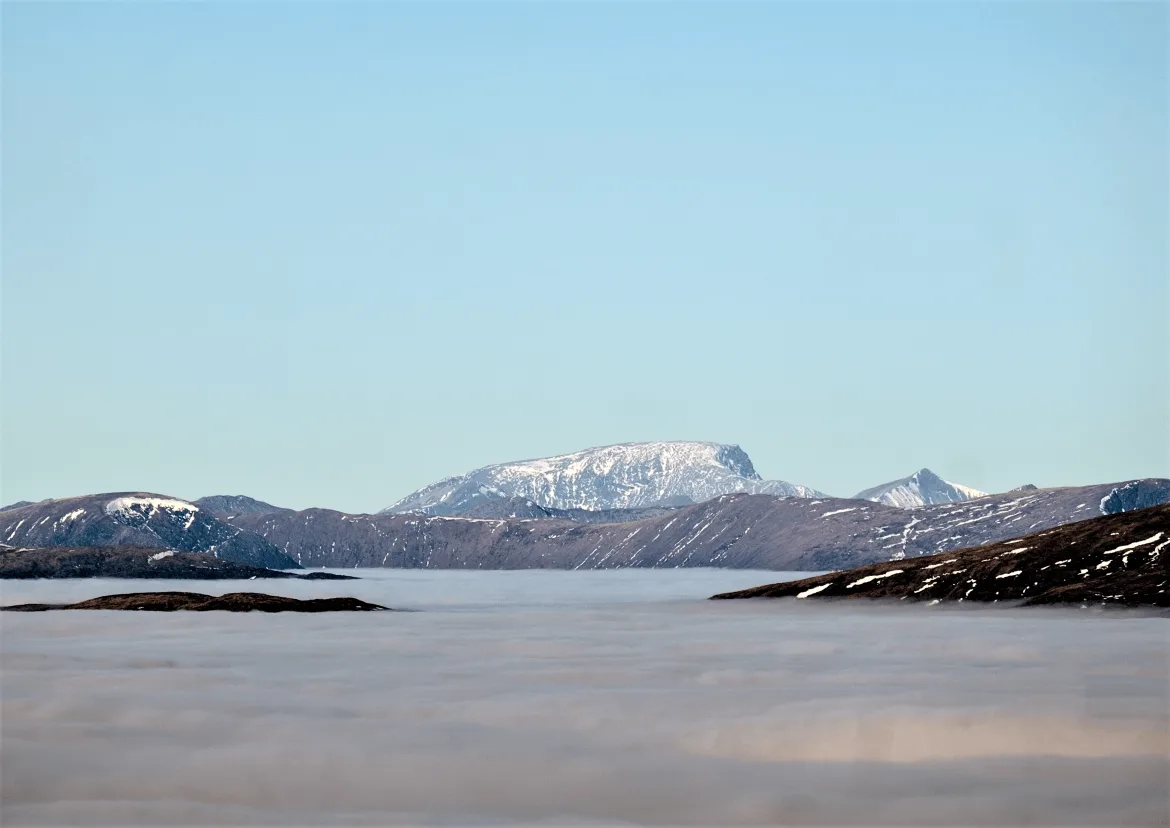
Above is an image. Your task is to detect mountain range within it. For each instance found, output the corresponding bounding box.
[5,442,1168,572]
[220,478,1170,571]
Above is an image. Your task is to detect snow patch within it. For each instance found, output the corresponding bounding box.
[1100,532,1163,556]
[847,569,904,589]
[106,497,200,529]
[54,508,86,527]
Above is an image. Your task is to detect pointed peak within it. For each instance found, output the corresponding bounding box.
[854,468,988,509]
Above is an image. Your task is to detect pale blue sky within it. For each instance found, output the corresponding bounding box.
[3,2,1166,512]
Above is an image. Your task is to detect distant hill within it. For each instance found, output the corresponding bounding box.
[0,545,353,580]
[0,500,35,512]
[195,495,288,518]
[0,494,297,569]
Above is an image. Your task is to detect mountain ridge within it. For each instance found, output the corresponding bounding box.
[7,479,1169,572]
[383,441,826,515]
[224,478,1170,571]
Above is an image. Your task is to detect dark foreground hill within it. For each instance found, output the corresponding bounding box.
[0,545,355,580]
[2,591,387,612]
[711,503,1170,607]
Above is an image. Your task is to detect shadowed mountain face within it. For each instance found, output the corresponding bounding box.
[454,496,678,523]
[0,546,354,580]
[1099,479,1170,515]
[0,494,298,570]
[2,591,388,612]
[712,504,1170,607]
[225,479,1170,571]
[382,441,825,515]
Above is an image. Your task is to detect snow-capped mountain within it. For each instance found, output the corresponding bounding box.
[854,468,988,509]
[383,441,825,515]
[0,493,297,569]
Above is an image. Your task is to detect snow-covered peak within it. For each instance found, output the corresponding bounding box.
[383,441,824,515]
[853,468,988,509]
[105,496,200,529]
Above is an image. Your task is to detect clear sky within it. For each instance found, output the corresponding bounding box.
[3,2,1166,513]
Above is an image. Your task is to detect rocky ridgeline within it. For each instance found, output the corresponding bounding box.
[712,504,1170,607]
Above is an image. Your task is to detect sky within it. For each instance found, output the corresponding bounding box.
[2,2,1167,513]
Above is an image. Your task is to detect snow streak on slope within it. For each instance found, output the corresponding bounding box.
[854,468,988,509]
[384,442,824,515]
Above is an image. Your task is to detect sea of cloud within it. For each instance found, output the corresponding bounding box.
[2,569,1166,826]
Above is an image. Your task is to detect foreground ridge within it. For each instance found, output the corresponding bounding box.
[711,503,1170,607]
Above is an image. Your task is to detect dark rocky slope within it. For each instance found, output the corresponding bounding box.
[0,493,297,569]
[3,591,387,612]
[0,545,354,580]
[226,478,1170,571]
[194,495,287,518]
[711,504,1170,607]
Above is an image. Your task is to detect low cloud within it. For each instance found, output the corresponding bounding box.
[3,571,1167,825]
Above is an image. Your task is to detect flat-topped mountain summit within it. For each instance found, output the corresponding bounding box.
[382,441,825,516]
